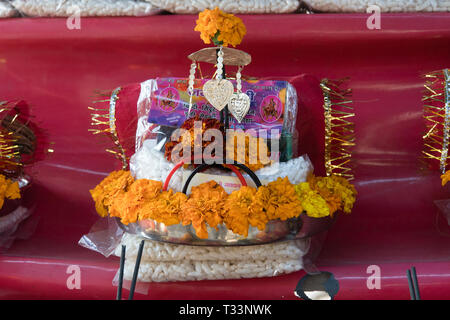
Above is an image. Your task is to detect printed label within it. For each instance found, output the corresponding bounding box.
[148,78,287,134]
[182,171,269,194]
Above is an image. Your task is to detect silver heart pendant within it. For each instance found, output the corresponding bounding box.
[229,92,251,123]
[203,79,234,111]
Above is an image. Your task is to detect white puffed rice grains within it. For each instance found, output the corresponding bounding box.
[11,0,159,17]
[115,233,309,282]
[304,0,450,12]
[145,0,301,14]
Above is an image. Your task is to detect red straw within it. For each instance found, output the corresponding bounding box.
[163,161,185,191]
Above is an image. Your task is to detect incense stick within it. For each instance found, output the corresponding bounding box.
[411,267,421,300]
[116,245,126,300]
[128,240,145,300]
[407,269,416,300]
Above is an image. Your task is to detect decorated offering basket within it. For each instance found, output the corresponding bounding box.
[0,100,48,249]
[86,10,357,286]
[88,9,355,249]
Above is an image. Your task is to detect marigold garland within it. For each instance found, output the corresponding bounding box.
[0,174,21,209]
[194,7,246,47]
[90,171,356,238]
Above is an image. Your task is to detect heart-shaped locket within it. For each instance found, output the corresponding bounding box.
[229,92,251,123]
[203,79,234,111]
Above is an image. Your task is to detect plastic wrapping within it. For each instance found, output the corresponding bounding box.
[78,217,125,257]
[0,1,17,17]
[10,0,160,17]
[136,78,299,151]
[132,76,303,190]
[434,199,450,227]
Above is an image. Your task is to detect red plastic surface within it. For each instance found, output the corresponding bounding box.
[0,13,449,300]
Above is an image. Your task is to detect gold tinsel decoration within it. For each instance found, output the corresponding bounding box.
[320,78,355,180]
[422,69,450,174]
[88,87,128,169]
[0,101,37,177]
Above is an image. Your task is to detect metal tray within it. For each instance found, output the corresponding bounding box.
[116,213,337,246]
[116,217,303,246]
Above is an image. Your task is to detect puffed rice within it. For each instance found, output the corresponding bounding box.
[254,154,313,185]
[0,1,17,17]
[11,0,160,17]
[304,0,450,12]
[115,233,309,282]
[130,138,313,191]
[130,139,184,192]
[145,0,300,14]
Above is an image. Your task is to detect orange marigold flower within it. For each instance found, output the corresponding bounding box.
[89,170,134,218]
[194,7,246,47]
[307,175,342,215]
[255,177,303,221]
[226,131,271,172]
[441,171,450,186]
[294,182,330,218]
[164,117,224,163]
[180,181,228,239]
[139,190,187,226]
[223,186,265,237]
[304,174,357,216]
[0,175,21,210]
[110,179,162,225]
